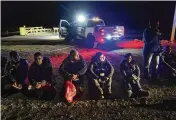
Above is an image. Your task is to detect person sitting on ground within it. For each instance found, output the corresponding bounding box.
[158,45,176,80]
[120,53,149,98]
[1,51,28,96]
[28,52,55,99]
[88,52,114,99]
[59,50,87,100]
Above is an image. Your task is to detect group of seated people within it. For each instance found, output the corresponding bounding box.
[1,45,176,101]
[1,51,55,99]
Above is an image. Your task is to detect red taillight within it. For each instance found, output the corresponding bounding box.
[101,33,104,36]
[100,28,104,32]
[100,28,104,36]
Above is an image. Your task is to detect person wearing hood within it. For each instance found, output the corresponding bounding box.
[59,50,87,98]
[28,52,54,99]
[143,20,162,81]
[120,53,149,98]
[2,51,28,96]
[159,46,176,80]
[88,52,114,99]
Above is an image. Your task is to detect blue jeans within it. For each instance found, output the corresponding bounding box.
[144,53,160,79]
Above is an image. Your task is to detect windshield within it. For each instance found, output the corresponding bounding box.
[86,20,105,27]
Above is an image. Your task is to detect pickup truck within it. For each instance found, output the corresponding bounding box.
[59,17,125,48]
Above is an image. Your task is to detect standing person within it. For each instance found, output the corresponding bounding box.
[1,51,28,96]
[143,20,162,81]
[28,52,56,100]
[120,53,149,98]
[59,50,87,100]
[88,52,114,99]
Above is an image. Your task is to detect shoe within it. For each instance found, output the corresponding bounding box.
[100,94,104,99]
[127,90,133,98]
[108,90,112,95]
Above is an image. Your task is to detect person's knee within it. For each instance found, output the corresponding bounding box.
[59,70,65,77]
[107,78,112,87]
[144,63,150,69]
[79,74,86,80]
[94,79,100,88]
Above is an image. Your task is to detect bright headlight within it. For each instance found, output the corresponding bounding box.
[77,15,86,22]
[106,34,112,40]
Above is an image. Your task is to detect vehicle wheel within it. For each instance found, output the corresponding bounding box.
[86,33,97,48]
[65,35,74,44]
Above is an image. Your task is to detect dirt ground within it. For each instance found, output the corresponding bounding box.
[1,44,176,120]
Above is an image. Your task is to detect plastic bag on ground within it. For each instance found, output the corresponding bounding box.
[65,80,76,103]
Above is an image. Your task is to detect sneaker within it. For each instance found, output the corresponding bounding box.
[127,90,133,98]
[100,94,104,99]
[108,90,112,95]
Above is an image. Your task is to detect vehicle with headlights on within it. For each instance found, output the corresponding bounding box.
[59,15,125,48]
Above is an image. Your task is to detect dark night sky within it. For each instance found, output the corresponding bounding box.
[1,1,176,38]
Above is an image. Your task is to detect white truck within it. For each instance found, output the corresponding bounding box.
[59,16,125,48]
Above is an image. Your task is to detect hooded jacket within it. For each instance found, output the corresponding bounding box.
[89,55,114,79]
[4,58,28,84]
[120,59,140,79]
[143,27,161,55]
[28,57,52,85]
[59,55,87,76]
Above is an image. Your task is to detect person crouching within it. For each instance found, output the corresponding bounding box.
[59,50,87,101]
[28,52,56,99]
[88,52,114,99]
[1,51,29,97]
[120,53,149,98]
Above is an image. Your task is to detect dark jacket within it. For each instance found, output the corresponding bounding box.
[143,28,161,55]
[28,57,52,85]
[59,55,87,76]
[120,59,140,79]
[89,56,114,79]
[4,58,28,84]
